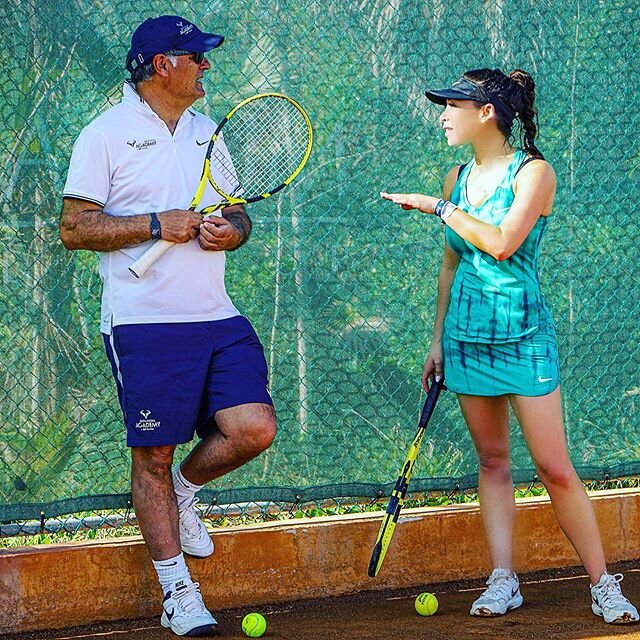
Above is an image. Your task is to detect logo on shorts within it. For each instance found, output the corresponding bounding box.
[538,376,553,383]
[135,409,161,431]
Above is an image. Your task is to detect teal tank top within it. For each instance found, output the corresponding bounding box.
[444,150,554,343]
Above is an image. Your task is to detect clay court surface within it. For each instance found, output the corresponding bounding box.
[6,562,640,640]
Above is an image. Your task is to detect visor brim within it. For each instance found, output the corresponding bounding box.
[425,88,483,105]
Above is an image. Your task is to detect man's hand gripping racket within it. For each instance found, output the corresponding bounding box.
[368,376,444,578]
[129,92,313,278]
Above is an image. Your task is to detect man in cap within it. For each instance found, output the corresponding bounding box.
[60,16,276,636]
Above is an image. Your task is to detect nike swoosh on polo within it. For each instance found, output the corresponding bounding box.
[538,376,553,383]
[196,139,209,146]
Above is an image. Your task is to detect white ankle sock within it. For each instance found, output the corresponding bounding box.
[173,465,204,511]
[152,553,191,594]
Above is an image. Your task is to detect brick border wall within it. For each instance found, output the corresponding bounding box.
[1,489,639,633]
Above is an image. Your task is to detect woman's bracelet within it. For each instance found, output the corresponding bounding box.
[433,199,457,224]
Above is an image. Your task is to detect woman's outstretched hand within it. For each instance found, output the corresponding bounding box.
[380,192,438,214]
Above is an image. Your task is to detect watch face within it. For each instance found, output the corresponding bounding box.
[150,213,161,239]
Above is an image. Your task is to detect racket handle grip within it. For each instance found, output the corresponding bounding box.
[128,239,175,278]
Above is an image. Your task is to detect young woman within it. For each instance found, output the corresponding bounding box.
[381,68,638,624]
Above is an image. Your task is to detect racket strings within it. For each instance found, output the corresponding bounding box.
[211,96,310,199]
[229,102,308,189]
[211,148,240,194]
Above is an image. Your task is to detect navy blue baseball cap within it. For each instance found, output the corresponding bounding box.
[425,77,490,105]
[126,15,224,73]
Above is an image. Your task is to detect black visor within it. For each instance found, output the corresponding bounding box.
[425,77,490,105]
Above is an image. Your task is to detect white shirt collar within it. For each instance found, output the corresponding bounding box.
[121,82,196,131]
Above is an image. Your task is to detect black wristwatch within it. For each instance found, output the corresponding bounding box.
[149,212,162,240]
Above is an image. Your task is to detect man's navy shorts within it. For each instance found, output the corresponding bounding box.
[103,316,273,447]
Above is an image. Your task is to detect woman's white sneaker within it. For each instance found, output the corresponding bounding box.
[591,573,639,624]
[470,568,523,616]
[179,498,214,558]
[160,581,218,636]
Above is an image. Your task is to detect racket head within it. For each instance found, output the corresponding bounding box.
[368,522,398,577]
[367,378,444,578]
[368,495,401,577]
[200,92,313,209]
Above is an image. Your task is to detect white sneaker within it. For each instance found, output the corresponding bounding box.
[161,581,218,636]
[591,573,639,624]
[179,498,214,558]
[470,568,523,616]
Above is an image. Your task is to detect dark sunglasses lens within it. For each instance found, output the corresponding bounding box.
[192,52,204,64]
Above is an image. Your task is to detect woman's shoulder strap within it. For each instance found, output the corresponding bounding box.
[515,155,544,176]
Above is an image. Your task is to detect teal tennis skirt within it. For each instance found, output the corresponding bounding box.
[442,325,560,397]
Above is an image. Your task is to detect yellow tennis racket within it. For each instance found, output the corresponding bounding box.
[368,377,444,577]
[129,92,313,278]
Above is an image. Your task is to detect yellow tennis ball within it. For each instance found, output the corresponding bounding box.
[415,592,438,616]
[242,612,267,637]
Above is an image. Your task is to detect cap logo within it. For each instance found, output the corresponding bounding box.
[137,53,144,63]
[176,20,193,35]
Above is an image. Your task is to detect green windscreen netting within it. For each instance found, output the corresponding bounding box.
[1,0,639,522]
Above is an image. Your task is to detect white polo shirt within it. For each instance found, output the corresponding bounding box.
[63,83,239,333]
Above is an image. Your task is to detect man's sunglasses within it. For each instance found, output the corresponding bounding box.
[166,50,205,65]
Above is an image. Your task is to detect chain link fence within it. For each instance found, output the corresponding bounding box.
[1,0,639,536]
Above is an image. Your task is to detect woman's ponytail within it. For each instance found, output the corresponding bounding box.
[508,69,543,159]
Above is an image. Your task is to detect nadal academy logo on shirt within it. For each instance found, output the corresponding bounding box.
[126,139,157,151]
